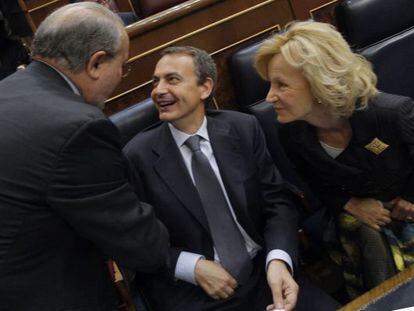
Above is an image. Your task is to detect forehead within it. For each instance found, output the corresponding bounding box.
[268,53,300,78]
[154,54,196,77]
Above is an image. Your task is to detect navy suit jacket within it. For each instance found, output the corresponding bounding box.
[124,109,298,310]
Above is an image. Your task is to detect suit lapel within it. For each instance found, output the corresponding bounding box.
[152,124,210,233]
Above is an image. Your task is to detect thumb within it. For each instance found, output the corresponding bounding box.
[271,283,285,310]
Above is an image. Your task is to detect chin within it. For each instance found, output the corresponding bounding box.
[158,111,176,122]
[276,115,291,124]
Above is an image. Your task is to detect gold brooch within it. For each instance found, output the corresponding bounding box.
[364,138,389,155]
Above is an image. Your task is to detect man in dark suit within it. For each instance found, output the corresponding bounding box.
[0,3,169,311]
[123,46,300,311]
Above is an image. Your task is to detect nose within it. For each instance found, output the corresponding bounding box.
[266,85,279,103]
[153,79,168,96]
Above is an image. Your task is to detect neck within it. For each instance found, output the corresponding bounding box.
[172,115,205,135]
[305,107,348,131]
[34,56,89,101]
[171,104,206,134]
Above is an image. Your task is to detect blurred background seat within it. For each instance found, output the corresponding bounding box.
[335,0,414,99]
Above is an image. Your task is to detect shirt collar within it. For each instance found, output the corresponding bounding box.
[168,117,210,147]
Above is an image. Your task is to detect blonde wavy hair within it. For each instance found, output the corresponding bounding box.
[255,21,378,117]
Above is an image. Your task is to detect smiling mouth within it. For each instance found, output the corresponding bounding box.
[157,100,176,108]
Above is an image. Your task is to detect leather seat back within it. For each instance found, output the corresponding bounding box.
[109,98,159,147]
[336,0,414,99]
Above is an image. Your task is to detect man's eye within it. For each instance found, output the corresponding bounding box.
[279,82,287,88]
[168,77,179,83]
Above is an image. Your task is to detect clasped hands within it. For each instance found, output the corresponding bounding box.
[345,197,414,230]
[194,258,298,311]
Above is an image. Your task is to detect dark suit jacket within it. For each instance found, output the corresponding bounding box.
[279,92,414,214]
[0,61,169,311]
[123,110,298,310]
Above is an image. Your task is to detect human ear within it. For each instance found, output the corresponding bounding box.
[200,77,214,100]
[85,51,108,80]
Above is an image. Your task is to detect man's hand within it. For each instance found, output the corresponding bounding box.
[266,260,298,311]
[344,197,391,230]
[194,259,238,300]
[390,197,414,221]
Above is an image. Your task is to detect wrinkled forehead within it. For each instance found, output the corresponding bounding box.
[154,54,197,78]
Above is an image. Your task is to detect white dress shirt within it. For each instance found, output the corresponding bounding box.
[169,118,293,285]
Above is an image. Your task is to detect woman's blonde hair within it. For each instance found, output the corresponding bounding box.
[255,21,378,117]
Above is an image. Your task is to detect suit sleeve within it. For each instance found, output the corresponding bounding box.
[251,116,299,266]
[47,118,169,272]
[123,149,184,279]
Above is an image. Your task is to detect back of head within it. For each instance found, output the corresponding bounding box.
[32,2,125,73]
[256,21,378,117]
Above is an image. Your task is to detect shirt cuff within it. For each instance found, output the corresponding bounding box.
[174,251,204,285]
[266,249,294,275]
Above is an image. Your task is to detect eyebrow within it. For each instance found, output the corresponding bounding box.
[152,72,181,80]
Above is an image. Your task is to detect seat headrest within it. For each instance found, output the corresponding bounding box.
[362,26,414,99]
[336,0,414,49]
[109,98,159,147]
[229,39,269,109]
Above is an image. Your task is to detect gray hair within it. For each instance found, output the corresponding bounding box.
[32,2,125,72]
[161,46,217,104]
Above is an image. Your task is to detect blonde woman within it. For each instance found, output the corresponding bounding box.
[256,21,414,299]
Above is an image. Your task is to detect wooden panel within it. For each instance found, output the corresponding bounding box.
[29,0,70,28]
[310,0,338,25]
[19,0,71,31]
[23,0,60,11]
[105,0,293,115]
[289,0,336,21]
[114,0,134,12]
[339,264,414,311]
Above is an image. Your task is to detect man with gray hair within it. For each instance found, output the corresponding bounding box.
[0,3,169,311]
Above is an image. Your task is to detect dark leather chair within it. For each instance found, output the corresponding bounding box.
[109,98,159,148]
[335,0,414,99]
[228,40,269,109]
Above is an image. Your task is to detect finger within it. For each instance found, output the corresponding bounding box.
[266,304,275,311]
[219,292,229,300]
[284,287,298,311]
[382,215,392,224]
[223,286,235,297]
[382,208,391,216]
[210,294,220,300]
[368,222,380,231]
[227,276,238,289]
[270,283,285,310]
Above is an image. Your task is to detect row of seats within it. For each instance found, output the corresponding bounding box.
[111,0,414,208]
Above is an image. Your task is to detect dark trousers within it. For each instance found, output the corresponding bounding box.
[134,253,341,311]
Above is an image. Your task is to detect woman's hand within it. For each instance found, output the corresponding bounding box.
[344,197,391,230]
[389,197,414,221]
